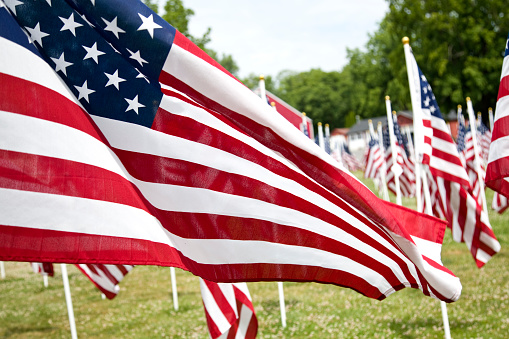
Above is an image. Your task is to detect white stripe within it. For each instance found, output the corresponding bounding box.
[235,304,254,339]
[500,54,509,80]
[200,279,233,333]
[0,36,80,106]
[488,135,509,163]
[78,265,119,294]
[493,95,509,122]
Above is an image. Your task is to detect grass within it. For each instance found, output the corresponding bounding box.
[1,172,508,338]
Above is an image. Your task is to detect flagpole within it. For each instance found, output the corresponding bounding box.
[258,78,286,327]
[489,107,494,131]
[402,37,423,212]
[43,274,49,288]
[0,261,5,279]
[170,267,179,311]
[466,97,489,214]
[403,37,451,339]
[317,122,325,149]
[60,264,78,339]
[258,74,266,103]
[385,96,403,205]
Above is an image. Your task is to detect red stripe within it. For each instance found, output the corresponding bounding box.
[0,73,106,144]
[497,74,509,101]
[490,115,509,142]
[204,280,237,324]
[203,306,222,339]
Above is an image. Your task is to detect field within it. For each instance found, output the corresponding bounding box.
[1,173,508,338]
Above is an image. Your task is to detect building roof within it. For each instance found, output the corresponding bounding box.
[347,116,387,135]
[347,111,414,135]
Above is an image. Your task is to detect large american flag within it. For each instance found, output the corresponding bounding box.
[406,46,500,267]
[200,278,257,339]
[0,0,462,302]
[486,31,509,195]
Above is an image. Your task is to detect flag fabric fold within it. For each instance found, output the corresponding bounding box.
[0,0,461,302]
[200,278,257,339]
[76,264,134,299]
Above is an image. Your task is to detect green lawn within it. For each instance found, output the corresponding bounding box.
[1,173,508,338]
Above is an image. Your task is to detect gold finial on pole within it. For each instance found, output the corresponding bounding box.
[457,104,462,109]
[377,121,382,126]
[392,110,397,115]
[402,37,410,45]
[325,123,329,128]
[259,74,264,80]
[385,95,390,100]
[368,119,372,123]
[466,97,471,102]
[302,112,306,116]
[271,102,276,107]
[318,122,322,126]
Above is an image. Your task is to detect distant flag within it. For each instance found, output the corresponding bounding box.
[301,112,310,138]
[324,124,331,155]
[341,143,363,171]
[492,191,509,214]
[486,30,509,196]
[364,121,384,180]
[76,264,134,300]
[403,38,500,267]
[477,113,491,165]
[31,262,54,277]
[199,278,257,339]
[392,112,416,197]
[0,1,463,302]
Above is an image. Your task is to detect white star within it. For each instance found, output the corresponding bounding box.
[74,80,95,103]
[83,42,105,64]
[421,75,426,82]
[423,96,430,107]
[423,86,428,94]
[137,13,162,38]
[25,23,49,47]
[102,16,125,39]
[136,68,149,83]
[104,70,126,90]
[4,0,23,15]
[125,95,145,114]
[59,13,83,36]
[51,52,73,76]
[428,84,432,91]
[127,48,148,66]
[46,0,51,5]
[429,105,436,114]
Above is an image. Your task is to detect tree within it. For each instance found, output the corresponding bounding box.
[157,0,239,76]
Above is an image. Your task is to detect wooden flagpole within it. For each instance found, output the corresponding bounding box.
[60,264,78,339]
[403,37,451,339]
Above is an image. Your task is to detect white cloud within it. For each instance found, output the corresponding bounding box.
[184,0,388,77]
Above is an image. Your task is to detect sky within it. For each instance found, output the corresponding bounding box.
[183,0,389,78]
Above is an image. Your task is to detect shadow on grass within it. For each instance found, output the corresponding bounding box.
[2,325,56,338]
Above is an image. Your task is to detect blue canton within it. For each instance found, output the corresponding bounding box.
[417,61,443,119]
[10,0,176,128]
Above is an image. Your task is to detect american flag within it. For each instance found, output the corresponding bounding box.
[485,31,509,196]
[364,135,384,180]
[76,264,133,299]
[0,1,462,302]
[341,143,363,172]
[492,191,509,214]
[382,126,415,198]
[407,50,470,187]
[477,118,491,165]
[30,262,132,298]
[405,46,500,267]
[200,278,257,339]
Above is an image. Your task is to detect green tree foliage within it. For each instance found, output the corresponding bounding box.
[152,0,240,76]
